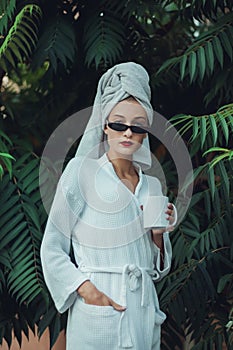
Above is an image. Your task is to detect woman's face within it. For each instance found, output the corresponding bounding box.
[104,99,148,158]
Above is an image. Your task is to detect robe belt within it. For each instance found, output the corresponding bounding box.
[79,264,156,348]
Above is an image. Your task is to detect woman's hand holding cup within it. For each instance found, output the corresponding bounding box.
[143,196,177,234]
[152,202,176,235]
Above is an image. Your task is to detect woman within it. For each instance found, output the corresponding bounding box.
[40,62,176,350]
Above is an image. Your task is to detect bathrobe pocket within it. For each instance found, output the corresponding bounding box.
[77,297,120,316]
[69,296,121,349]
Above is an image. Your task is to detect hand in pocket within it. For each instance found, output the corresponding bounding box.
[77,280,126,311]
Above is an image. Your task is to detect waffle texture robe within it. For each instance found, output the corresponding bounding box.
[40,153,172,350]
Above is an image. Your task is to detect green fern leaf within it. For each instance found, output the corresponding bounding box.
[22,202,40,230]
[180,54,187,80]
[12,319,22,346]
[0,250,11,270]
[217,161,230,197]
[209,229,217,249]
[0,224,28,251]
[0,204,20,228]
[200,116,207,148]
[1,213,25,240]
[83,12,125,68]
[49,315,62,349]
[32,17,76,72]
[213,36,224,69]
[38,307,57,337]
[9,272,36,295]
[188,51,197,83]
[8,42,23,62]
[0,196,20,219]
[0,5,42,70]
[208,115,218,145]
[0,0,16,34]
[197,45,206,81]
[0,179,17,210]
[207,164,216,200]
[12,252,34,272]
[4,49,16,67]
[16,282,41,305]
[11,236,31,260]
[220,30,233,61]
[0,153,47,309]
[206,40,215,74]
[217,112,229,143]
[191,116,199,141]
[156,56,179,76]
[217,273,233,293]
[17,158,39,182]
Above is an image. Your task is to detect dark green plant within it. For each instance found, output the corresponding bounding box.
[158,103,233,349]
[0,0,233,349]
[0,131,15,179]
[0,2,42,71]
[0,149,66,348]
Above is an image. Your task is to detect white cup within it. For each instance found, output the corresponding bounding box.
[143,195,177,229]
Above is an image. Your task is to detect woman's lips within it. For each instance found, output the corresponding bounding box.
[120,141,133,147]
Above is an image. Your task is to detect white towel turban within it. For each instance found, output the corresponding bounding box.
[76,61,154,169]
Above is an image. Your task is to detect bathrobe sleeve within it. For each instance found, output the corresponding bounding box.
[146,175,173,281]
[40,157,89,313]
[153,232,172,281]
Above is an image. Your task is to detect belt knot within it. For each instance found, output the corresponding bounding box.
[127,264,141,291]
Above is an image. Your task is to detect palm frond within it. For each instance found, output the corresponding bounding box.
[0,5,42,71]
[159,248,232,349]
[38,306,66,348]
[155,12,233,84]
[83,11,125,68]
[0,131,15,179]
[0,0,16,35]
[169,103,233,149]
[32,17,76,72]
[157,0,233,21]
[0,150,65,347]
[165,100,233,348]
[0,154,46,306]
[204,64,233,106]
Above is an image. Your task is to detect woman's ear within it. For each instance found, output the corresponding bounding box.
[103,124,108,135]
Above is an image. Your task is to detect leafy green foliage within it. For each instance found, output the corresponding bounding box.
[32,17,77,72]
[156,12,233,84]
[83,11,125,68]
[170,103,233,148]
[0,154,45,303]
[158,103,233,349]
[0,0,233,349]
[0,152,53,347]
[38,305,67,348]
[158,0,233,20]
[0,4,42,70]
[0,130,15,179]
[0,0,16,34]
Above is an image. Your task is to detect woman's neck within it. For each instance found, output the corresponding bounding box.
[106,151,136,177]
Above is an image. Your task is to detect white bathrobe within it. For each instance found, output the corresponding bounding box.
[40,153,172,350]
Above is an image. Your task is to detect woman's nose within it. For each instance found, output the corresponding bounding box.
[123,126,133,137]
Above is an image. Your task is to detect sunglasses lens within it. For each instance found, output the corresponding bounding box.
[107,122,148,134]
[131,126,147,134]
[108,123,127,131]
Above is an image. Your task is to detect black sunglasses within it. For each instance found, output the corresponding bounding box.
[106,121,149,134]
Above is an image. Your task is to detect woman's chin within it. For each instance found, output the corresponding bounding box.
[115,146,137,157]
